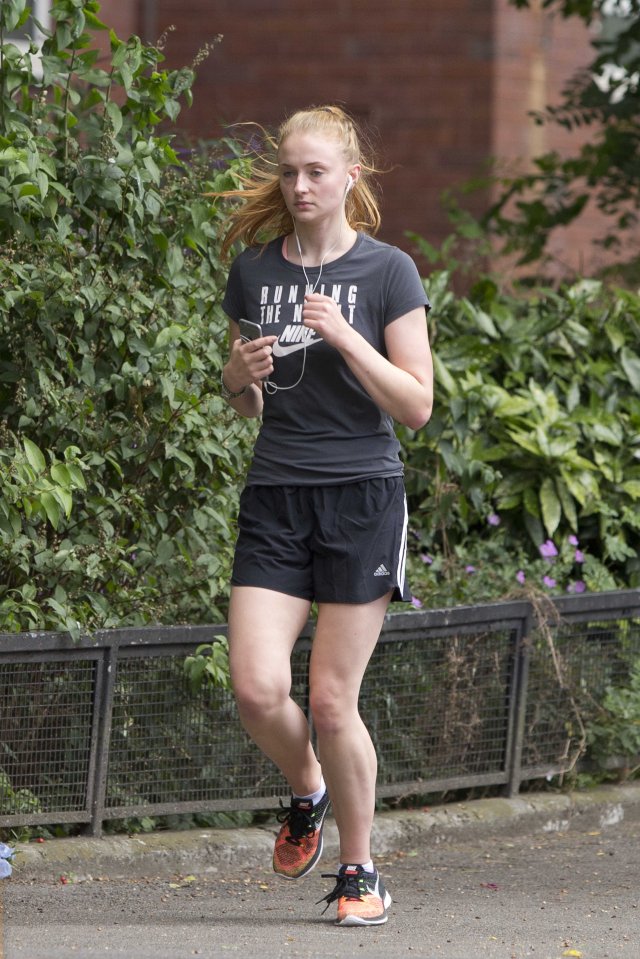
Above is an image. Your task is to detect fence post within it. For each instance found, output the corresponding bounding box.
[87,642,118,837]
[505,605,534,798]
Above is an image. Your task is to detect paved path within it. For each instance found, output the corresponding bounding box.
[3,803,639,959]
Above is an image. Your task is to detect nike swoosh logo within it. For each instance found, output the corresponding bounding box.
[272,336,322,357]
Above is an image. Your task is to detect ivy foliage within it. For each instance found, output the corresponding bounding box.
[488,0,640,266]
[0,0,255,633]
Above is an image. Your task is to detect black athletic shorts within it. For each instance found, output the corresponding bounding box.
[231,477,412,604]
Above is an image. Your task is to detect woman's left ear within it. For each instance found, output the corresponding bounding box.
[346,166,361,191]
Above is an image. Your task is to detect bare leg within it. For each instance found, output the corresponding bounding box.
[228,585,321,797]
[309,592,392,864]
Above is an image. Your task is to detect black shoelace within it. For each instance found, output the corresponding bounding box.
[317,871,364,914]
[276,799,316,845]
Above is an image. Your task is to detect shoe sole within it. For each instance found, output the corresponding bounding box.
[335,891,392,926]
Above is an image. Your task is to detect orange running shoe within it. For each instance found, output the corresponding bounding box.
[318,864,392,926]
[272,790,330,880]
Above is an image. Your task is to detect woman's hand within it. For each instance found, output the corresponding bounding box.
[301,293,355,351]
[225,334,278,392]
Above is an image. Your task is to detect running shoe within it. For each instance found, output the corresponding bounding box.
[272,789,330,880]
[318,863,392,926]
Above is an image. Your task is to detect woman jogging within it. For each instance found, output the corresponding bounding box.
[217,104,433,926]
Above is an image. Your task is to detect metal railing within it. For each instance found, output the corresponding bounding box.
[1,589,639,836]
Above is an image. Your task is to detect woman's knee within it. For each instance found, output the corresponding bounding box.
[309,683,354,736]
[232,669,291,724]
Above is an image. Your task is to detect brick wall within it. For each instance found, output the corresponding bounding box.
[96,0,600,274]
[93,2,139,53]
[492,0,610,279]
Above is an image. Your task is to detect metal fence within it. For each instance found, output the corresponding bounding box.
[1,589,639,836]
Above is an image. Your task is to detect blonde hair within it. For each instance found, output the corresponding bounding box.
[214,105,382,258]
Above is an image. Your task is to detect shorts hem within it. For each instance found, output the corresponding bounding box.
[231,578,410,606]
[230,577,314,602]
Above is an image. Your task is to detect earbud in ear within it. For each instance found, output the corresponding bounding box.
[346,174,354,191]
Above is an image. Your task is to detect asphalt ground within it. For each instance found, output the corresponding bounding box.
[2,783,639,959]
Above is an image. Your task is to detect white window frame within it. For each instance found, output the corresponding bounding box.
[4,0,49,52]
[601,0,634,15]
[593,1,639,103]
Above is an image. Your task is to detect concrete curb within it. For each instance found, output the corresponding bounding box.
[12,782,640,882]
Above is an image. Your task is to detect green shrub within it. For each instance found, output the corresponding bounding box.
[400,232,640,605]
[586,660,640,781]
[0,1,255,632]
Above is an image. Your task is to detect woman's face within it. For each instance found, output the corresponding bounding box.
[278,132,358,226]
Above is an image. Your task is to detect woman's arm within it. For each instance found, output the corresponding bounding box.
[221,320,277,418]
[301,295,433,430]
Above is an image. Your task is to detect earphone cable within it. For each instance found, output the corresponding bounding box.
[268,190,349,392]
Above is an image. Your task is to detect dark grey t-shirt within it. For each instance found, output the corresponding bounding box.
[221,232,430,485]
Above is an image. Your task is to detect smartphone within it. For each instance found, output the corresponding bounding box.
[239,318,263,342]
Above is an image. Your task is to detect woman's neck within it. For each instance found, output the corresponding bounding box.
[287,220,357,267]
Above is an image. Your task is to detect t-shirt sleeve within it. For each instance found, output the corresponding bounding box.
[221,254,246,322]
[383,248,431,326]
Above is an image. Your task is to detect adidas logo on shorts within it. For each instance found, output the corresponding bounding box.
[373,564,390,577]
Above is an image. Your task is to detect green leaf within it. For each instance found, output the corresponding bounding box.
[23,439,46,473]
[53,487,73,518]
[51,463,71,486]
[554,477,578,530]
[622,480,640,499]
[154,324,184,351]
[36,171,49,199]
[46,597,68,618]
[506,430,542,456]
[105,100,123,136]
[40,492,61,529]
[493,394,533,417]
[164,445,195,469]
[432,352,458,395]
[84,10,109,30]
[620,348,640,392]
[128,336,151,357]
[539,477,561,537]
[523,486,539,518]
[19,183,39,198]
[66,464,87,490]
[166,245,184,277]
[461,299,499,338]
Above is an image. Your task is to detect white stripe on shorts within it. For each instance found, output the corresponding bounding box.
[396,493,408,594]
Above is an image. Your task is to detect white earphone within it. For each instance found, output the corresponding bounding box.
[346,174,355,191]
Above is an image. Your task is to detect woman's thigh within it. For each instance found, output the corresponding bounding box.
[228,585,312,703]
[308,592,392,723]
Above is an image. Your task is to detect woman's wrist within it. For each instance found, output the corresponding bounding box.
[220,368,247,400]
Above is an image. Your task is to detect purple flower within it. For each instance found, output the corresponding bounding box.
[516,570,526,584]
[487,513,501,527]
[420,552,433,565]
[568,580,586,594]
[568,534,579,547]
[465,565,476,574]
[0,843,13,879]
[411,596,423,609]
[574,549,584,564]
[543,575,556,589]
[539,540,558,560]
